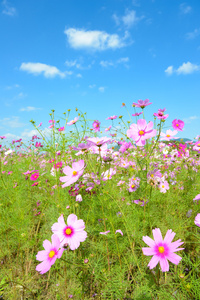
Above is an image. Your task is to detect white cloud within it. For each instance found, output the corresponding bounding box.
[5,84,20,90]
[89,84,96,89]
[64,28,129,50]
[165,62,200,75]
[180,3,192,14]
[165,66,174,75]
[99,87,105,92]
[20,106,41,112]
[76,73,82,78]
[113,9,143,28]
[100,57,129,68]
[122,10,140,27]
[183,116,198,124]
[20,62,66,78]
[176,62,200,74]
[186,28,200,40]
[2,0,16,16]
[65,60,78,67]
[100,60,114,68]
[0,116,26,128]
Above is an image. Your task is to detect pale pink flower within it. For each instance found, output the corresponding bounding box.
[193,194,200,203]
[76,194,83,202]
[100,230,110,235]
[194,213,200,227]
[105,126,112,132]
[36,234,64,274]
[127,119,157,146]
[115,230,123,236]
[51,214,87,250]
[87,137,111,147]
[132,99,152,108]
[67,117,79,126]
[142,228,184,272]
[132,112,142,117]
[106,115,117,120]
[160,129,178,141]
[172,119,184,131]
[159,180,169,193]
[101,168,116,181]
[60,160,85,188]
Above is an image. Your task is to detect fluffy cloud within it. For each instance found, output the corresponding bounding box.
[20,106,41,112]
[2,0,16,16]
[0,116,26,128]
[183,116,198,124]
[98,87,105,92]
[165,62,200,75]
[64,28,129,50]
[179,3,192,14]
[177,62,200,74]
[186,28,200,40]
[100,57,129,68]
[113,9,143,28]
[20,62,66,78]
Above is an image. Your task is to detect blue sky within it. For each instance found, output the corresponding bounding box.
[1,0,200,142]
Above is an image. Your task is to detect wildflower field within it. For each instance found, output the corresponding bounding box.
[1,100,200,300]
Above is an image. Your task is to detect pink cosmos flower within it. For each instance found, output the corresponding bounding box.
[132,99,152,109]
[193,194,200,203]
[172,119,184,131]
[67,117,79,126]
[160,129,178,141]
[101,168,116,181]
[51,214,87,250]
[127,119,157,146]
[132,112,142,117]
[194,214,200,227]
[142,228,184,272]
[105,126,112,132]
[106,115,117,120]
[60,160,85,188]
[159,180,169,193]
[193,141,200,152]
[153,108,169,120]
[115,230,123,236]
[92,120,100,132]
[30,172,39,181]
[100,230,110,235]
[58,126,65,132]
[36,234,64,274]
[87,137,111,147]
[37,122,42,127]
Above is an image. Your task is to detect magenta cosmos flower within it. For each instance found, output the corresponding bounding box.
[142,228,184,272]
[153,108,169,120]
[51,214,87,250]
[36,234,64,274]
[132,99,152,109]
[92,120,100,132]
[30,172,39,181]
[60,160,85,188]
[127,119,157,146]
[172,119,184,131]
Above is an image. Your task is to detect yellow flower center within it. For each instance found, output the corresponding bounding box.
[198,143,200,146]
[166,134,170,137]
[158,246,165,253]
[131,184,135,188]
[49,250,55,258]
[73,171,77,176]
[65,228,72,235]
[151,174,154,177]
[176,124,179,127]
[139,130,145,136]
